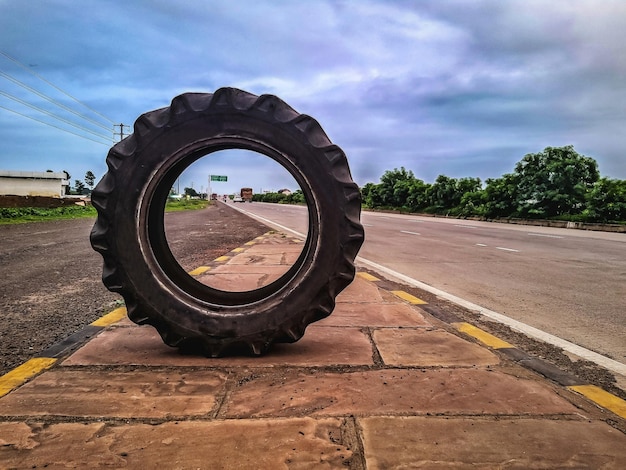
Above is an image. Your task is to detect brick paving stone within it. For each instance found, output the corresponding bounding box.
[223,368,579,418]
[374,328,500,366]
[0,370,226,418]
[0,418,355,469]
[360,416,626,469]
[62,325,374,367]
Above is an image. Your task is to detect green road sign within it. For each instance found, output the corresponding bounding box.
[210,175,228,182]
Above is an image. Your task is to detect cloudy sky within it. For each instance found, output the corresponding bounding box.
[1,0,625,195]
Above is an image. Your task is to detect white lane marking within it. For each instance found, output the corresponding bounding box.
[363,224,374,227]
[356,257,626,377]
[476,244,519,252]
[231,207,305,239]
[528,233,564,239]
[400,230,421,236]
[454,224,477,229]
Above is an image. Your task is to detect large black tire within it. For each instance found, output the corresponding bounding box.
[90,88,364,356]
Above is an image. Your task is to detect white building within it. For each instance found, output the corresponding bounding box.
[0,170,70,198]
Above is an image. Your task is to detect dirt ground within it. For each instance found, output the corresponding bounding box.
[0,202,269,375]
[0,195,87,208]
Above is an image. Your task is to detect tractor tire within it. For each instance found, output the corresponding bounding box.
[90,87,364,356]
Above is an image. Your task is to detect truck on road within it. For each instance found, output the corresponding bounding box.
[240,187,253,203]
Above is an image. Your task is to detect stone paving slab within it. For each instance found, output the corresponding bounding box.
[194,232,303,290]
[336,276,386,303]
[197,269,288,291]
[222,368,579,418]
[61,325,375,367]
[373,327,500,366]
[320,301,430,327]
[361,416,626,468]
[0,418,355,469]
[0,369,226,419]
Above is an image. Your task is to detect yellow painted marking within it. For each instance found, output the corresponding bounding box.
[255,236,265,240]
[188,266,211,276]
[244,241,256,246]
[357,272,380,282]
[568,385,626,419]
[0,358,57,397]
[214,255,230,262]
[231,248,245,253]
[91,307,128,327]
[292,238,303,243]
[391,290,428,305]
[453,322,514,349]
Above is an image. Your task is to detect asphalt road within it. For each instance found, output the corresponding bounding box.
[231,202,626,365]
[0,205,268,375]
[0,218,120,374]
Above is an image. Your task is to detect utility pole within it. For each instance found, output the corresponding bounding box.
[114,123,131,141]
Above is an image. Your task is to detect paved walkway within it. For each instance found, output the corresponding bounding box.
[1,232,625,468]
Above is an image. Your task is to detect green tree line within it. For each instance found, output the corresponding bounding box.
[253,190,306,204]
[361,146,626,223]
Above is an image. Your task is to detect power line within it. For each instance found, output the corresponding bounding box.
[0,50,115,125]
[0,104,111,146]
[0,91,112,142]
[0,70,112,133]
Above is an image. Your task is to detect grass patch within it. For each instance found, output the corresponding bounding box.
[0,199,210,225]
[165,199,211,212]
[0,205,98,224]
[0,198,211,224]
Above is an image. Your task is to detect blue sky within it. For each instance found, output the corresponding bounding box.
[1,0,625,195]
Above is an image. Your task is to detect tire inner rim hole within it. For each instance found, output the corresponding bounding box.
[162,148,311,295]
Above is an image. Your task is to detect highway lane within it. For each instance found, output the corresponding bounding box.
[232,202,626,365]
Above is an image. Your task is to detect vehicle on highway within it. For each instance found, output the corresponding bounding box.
[240,187,253,202]
[233,196,243,202]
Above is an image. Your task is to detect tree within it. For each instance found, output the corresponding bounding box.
[184,187,199,198]
[406,179,430,212]
[361,182,384,208]
[378,167,417,207]
[85,171,96,190]
[455,177,483,216]
[584,177,626,222]
[483,174,519,218]
[284,189,305,204]
[426,175,459,212]
[74,180,86,195]
[514,145,599,218]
